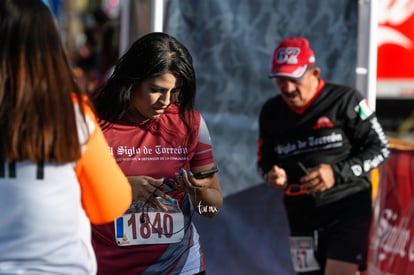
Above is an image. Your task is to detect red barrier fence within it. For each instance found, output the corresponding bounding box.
[368,138,414,275]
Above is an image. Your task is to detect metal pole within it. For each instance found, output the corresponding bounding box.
[119,0,131,56]
[356,0,378,110]
[151,0,164,32]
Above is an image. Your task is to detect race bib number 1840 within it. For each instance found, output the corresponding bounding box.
[115,198,184,246]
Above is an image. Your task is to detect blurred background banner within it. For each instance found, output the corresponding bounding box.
[377,0,414,98]
[165,0,358,198]
[368,139,414,275]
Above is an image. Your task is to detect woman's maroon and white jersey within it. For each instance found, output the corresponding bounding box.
[92,103,215,274]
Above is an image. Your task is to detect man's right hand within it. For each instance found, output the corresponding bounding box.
[265,165,288,190]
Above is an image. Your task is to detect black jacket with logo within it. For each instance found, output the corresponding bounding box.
[257,80,390,206]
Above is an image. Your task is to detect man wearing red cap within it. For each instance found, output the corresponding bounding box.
[257,37,390,275]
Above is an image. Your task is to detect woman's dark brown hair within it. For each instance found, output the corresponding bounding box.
[0,0,88,163]
[92,32,197,135]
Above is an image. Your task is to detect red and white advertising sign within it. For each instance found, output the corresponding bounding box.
[377,0,414,98]
[368,147,414,274]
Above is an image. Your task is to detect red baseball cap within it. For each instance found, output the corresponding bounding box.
[269,37,316,79]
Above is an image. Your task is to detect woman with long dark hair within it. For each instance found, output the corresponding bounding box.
[91,32,223,275]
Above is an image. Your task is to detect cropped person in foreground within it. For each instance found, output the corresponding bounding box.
[0,1,132,274]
